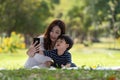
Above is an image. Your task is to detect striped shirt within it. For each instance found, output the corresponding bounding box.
[43,49,71,68]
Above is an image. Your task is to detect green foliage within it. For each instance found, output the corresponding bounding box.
[0,32,25,53]
[0,0,120,41]
[0,0,53,35]
[0,69,120,80]
[65,0,120,41]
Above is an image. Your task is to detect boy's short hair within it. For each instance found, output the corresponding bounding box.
[58,34,73,50]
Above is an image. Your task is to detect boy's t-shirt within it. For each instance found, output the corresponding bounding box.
[43,49,71,68]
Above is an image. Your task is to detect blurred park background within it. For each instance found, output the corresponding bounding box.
[0,0,120,69]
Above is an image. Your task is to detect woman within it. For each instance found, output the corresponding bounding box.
[24,19,66,68]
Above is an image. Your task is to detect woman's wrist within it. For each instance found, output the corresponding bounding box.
[27,49,34,57]
[38,50,44,55]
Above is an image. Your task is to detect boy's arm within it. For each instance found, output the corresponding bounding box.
[39,49,54,58]
[61,53,72,68]
[66,53,72,64]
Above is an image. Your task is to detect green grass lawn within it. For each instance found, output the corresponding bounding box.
[71,44,120,68]
[0,49,27,69]
[0,43,120,80]
[0,43,120,69]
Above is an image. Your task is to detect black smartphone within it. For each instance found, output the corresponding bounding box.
[33,38,40,46]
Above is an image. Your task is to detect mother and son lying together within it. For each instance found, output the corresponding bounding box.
[24,20,77,69]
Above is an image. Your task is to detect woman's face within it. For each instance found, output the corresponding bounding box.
[50,26,61,42]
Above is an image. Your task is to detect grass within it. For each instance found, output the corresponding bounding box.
[71,43,120,67]
[0,68,120,80]
[71,44,120,67]
[0,49,27,69]
[0,43,120,69]
[0,43,120,80]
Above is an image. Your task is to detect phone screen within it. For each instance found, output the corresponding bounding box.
[33,38,40,46]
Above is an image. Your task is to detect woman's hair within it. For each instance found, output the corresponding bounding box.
[44,20,66,50]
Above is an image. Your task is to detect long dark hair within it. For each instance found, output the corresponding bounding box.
[44,20,66,50]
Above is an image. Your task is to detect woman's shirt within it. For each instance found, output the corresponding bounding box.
[38,35,45,50]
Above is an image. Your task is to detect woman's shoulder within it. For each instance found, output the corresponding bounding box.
[38,35,44,42]
[38,35,44,38]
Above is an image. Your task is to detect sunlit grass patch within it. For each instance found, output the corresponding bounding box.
[0,49,27,69]
[0,43,120,70]
[70,43,120,68]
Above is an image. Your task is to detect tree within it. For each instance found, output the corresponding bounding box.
[85,0,120,38]
[0,0,53,37]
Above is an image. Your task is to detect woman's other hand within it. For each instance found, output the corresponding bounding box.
[44,61,53,67]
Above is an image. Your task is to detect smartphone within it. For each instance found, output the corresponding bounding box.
[33,38,40,46]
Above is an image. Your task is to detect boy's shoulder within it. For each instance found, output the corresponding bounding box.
[64,51,71,55]
[46,49,57,53]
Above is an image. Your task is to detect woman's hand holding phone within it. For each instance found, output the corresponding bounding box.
[27,38,41,57]
[33,38,40,53]
[27,43,36,57]
[33,38,40,46]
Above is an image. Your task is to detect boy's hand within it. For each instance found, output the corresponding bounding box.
[61,64,71,68]
[44,61,53,67]
[61,64,66,69]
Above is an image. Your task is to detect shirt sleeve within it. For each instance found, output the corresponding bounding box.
[66,53,72,64]
[43,49,56,58]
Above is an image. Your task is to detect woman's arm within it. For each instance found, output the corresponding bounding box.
[27,41,40,57]
[38,49,44,55]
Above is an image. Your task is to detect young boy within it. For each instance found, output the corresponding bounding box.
[39,34,76,68]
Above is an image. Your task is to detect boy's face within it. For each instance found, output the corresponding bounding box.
[55,38,69,50]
